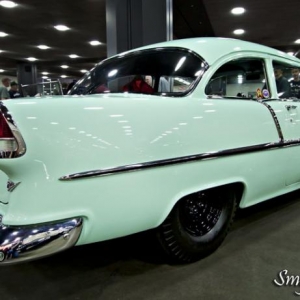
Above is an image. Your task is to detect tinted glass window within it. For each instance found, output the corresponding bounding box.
[69,49,207,97]
[205,58,268,99]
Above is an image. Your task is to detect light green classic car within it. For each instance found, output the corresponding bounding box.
[1,37,300,264]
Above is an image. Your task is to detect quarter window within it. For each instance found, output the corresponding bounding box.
[69,49,207,97]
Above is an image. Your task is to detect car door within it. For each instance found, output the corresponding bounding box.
[264,59,300,140]
[264,59,300,185]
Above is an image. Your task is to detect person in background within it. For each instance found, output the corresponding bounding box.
[122,75,154,94]
[290,68,300,99]
[0,77,11,100]
[9,81,21,98]
[274,67,290,98]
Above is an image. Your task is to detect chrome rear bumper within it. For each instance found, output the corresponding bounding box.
[0,215,83,265]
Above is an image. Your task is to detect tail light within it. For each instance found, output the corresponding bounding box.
[0,109,25,158]
[0,113,14,138]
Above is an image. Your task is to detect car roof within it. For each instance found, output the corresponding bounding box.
[120,37,300,66]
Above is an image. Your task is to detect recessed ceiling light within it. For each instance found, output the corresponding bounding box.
[231,7,245,15]
[0,32,8,37]
[0,69,4,72]
[42,76,48,79]
[233,29,245,35]
[0,1,17,8]
[89,40,101,46]
[37,45,50,50]
[61,65,69,69]
[61,75,67,78]
[295,39,300,44]
[54,25,70,31]
[69,54,79,58]
[41,72,49,75]
[27,57,37,61]
[80,69,88,73]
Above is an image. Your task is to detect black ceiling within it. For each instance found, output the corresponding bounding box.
[0,0,299,80]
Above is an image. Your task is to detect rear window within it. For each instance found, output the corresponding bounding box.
[69,48,207,97]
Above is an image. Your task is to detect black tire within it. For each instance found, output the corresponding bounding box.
[157,186,237,263]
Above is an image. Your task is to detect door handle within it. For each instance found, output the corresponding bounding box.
[285,105,297,111]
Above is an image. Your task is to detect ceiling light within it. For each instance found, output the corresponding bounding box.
[37,45,50,50]
[69,54,79,58]
[233,29,245,35]
[80,69,88,73]
[0,1,17,8]
[89,40,101,46]
[0,32,8,37]
[295,39,300,44]
[27,57,37,61]
[54,25,70,31]
[0,69,4,72]
[61,65,69,69]
[61,75,67,78]
[0,50,2,53]
[42,76,48,79]
[231,7,245,15]
[287,52,294,56]
[41,72,49,75]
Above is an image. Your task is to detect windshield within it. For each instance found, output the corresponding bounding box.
[69,48,207,96]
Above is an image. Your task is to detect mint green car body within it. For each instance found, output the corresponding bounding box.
[1,38,300,264]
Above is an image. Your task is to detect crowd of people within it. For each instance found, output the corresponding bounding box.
[273,67,300,99]
[0,77,21,100]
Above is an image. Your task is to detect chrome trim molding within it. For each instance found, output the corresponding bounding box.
[261,101,284,142]
[0,216,83,264]
[60,140,300,181]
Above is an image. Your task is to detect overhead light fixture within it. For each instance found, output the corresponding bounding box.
[233,29,245,35]
[69,54,79,58]
[0,32,8,37]
[0,69,4,72]
[0,50,2,53]
[89,40,101,46]
[80,69,88,73]
[287,52,294,56]
[54,25,70,31]
[231,7,245,15]
[37,45,50,50]
[42,76,48,79]
[41,72,49,75]
[27,57,37,61]
[0,1,17,8]
[61,65,69,69]
[61,75,67,78]
[295,39,300,44]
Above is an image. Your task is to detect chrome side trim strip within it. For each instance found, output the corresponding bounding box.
[60,140,300,181]
[260,101,284,142]
[0,216,83,264]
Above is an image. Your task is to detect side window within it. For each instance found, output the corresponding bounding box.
[205,58,268,99]
[272,61,300,99]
